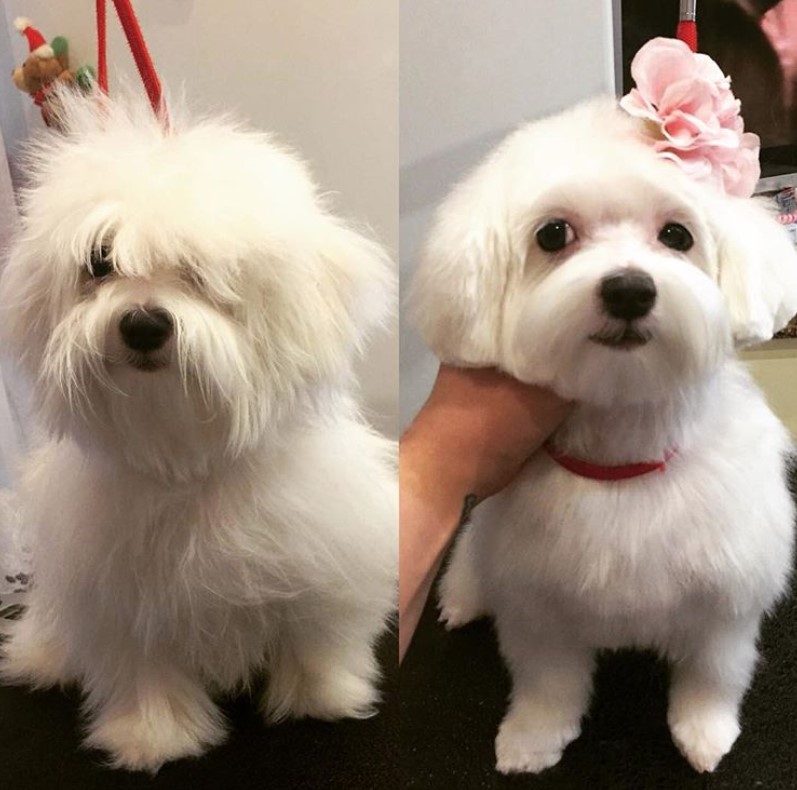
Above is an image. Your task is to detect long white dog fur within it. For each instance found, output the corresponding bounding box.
[0,90,397,771]
[410,98,797,774]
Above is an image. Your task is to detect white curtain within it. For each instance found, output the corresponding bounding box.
[0,120,30,620]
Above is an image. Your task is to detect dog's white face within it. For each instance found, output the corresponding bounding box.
[0,92,391,477]
[500,166,728,406]
[411,99,797,406]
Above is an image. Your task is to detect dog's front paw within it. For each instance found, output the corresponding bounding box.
[494,705,581,774]
[669,704,740,773]
[264,665,379,723]
[85,694,226,773]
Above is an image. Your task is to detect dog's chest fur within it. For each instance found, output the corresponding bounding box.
[475,361,795,649]
[21,416,396,687]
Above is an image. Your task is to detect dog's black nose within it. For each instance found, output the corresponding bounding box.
[119,308,173,352]
[599,270,657,321]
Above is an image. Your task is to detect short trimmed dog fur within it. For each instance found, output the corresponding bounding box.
[410,98,797,774]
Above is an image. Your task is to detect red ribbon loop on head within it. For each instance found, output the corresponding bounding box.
[676,20,698,53]
[96,0,164,120]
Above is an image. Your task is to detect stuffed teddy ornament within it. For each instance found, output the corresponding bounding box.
[11,17,93,129]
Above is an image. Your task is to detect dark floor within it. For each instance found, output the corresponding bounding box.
[4,545,797,788]
[0,630,397,790]
[401,566,797,789]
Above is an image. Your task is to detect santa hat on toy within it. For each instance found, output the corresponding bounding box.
[14,17,54,59]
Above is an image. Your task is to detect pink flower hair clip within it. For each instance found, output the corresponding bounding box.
[620,37,760,198]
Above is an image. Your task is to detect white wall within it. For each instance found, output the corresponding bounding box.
[0,0,398,436]
[399,0,617,427]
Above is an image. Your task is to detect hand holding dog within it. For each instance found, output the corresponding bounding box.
[399,365,570,660]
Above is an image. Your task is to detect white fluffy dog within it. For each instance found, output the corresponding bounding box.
[410,98,797,774]
[0,90,396,771]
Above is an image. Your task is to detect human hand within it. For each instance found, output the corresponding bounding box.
[402,364,572,509]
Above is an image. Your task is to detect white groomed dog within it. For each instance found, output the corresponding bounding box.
[0,89,396,771]
[410,98,797,774]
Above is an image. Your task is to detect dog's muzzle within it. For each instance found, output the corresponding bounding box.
[119,308,173,353]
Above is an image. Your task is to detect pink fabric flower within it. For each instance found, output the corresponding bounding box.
[620,37,760,197]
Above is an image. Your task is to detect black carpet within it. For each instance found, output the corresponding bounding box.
[401,561,797,789]
[0,630,397,790]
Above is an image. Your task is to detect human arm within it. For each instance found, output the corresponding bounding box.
[399,365,571,661]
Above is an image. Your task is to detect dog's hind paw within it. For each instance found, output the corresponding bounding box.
[669,705,740,773]
[437,602,483,630]
[437,585,487,629]
[437,548,486,629]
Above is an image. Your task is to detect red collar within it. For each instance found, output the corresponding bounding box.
[543,441,676,481]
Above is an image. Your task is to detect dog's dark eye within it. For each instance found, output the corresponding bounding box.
[536,219,575,252]
[89,247,114,279]
[658,223,694,252]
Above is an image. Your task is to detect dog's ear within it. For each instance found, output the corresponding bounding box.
[711,196,797,346]
[408,159,514,366]
[251,217,394,388]
[312,218,395,356]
